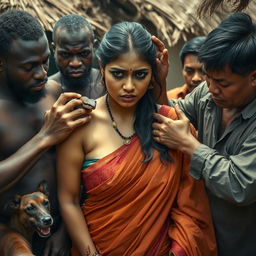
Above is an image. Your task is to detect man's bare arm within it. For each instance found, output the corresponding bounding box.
[0,92,91,194]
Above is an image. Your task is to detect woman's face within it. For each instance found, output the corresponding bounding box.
[103,51,152,110]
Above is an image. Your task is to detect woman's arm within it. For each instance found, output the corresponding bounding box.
[57,128,99,256]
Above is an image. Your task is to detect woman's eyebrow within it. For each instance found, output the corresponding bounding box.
[109,67,150,71]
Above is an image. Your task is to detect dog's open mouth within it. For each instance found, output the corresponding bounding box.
[36,226,51,237]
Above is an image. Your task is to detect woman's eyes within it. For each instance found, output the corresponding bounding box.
[110,71,124,79]
[134,71,148,79]
[110,71,148,80]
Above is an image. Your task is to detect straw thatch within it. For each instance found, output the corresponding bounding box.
[0,0,110,38]
[197,0,251,17]
[1,0,256,47]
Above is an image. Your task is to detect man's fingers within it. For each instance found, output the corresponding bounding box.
[152,122,161,131]
[162,49,169,64]
[174,104,187,121]
[69,115,91,129]
[63,98,84,112]
[153,135,161,143]
[53,92,82,107]
[66,108,92,121]
[153,113,168,123]
[151,35,165,51]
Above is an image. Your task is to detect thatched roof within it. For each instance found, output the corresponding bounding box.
[1,0,256,47]
[197,0,251,17]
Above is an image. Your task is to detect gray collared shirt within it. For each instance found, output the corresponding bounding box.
[171,82,256,256]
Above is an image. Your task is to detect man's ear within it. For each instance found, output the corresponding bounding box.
[98,58,106,86]
[51,42,56,52]
[93,38,99,48]
[250,70,256,86]
[98,57,104,76]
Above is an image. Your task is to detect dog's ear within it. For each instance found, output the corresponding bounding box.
[37,180,49,196]
[5,195,21,214]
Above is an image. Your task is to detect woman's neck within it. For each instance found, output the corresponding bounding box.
[106,95,136,121]
[105,95,136,144]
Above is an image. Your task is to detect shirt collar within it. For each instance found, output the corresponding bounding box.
[240,97,256,119]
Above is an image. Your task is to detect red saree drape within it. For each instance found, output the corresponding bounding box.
[72,106,217,256]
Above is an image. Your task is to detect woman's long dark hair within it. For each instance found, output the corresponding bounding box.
[96,21,171,162]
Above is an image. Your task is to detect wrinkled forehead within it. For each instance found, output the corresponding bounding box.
[8,35,50,61]
[55,26,93,47]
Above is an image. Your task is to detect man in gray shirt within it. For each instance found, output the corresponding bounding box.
[153,13,256,256]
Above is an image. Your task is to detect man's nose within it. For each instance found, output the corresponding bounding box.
[34,65,47,80]
[192,71,203,83]
[208,79,220,94]
[69,56,82,67]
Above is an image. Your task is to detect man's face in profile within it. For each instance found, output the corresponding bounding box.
[5,35,50,103]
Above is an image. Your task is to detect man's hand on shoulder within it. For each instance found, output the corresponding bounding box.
[39,92,93,147]
[152,104,200,156]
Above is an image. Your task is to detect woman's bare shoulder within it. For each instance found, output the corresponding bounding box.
[72,96,104,134]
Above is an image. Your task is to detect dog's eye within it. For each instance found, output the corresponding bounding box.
[42,200,49,206]
[26,204,36,211]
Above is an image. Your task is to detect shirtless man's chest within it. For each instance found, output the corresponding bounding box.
[0,94,59,218]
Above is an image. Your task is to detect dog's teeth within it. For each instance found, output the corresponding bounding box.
[40,227,50,235]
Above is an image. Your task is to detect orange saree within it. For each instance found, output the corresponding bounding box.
[72,106,217,256]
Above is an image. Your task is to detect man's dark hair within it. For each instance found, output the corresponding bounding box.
[0,10,44,58]
[199,13,256,76]
[52,14,94,43]
[179,36,206,66]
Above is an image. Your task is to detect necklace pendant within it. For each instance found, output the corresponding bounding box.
[112,121,117,128]
[123,138,131,145]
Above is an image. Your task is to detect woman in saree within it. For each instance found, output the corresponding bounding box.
[56,21,217,256]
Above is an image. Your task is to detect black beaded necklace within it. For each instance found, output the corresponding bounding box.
[105,94,136,145]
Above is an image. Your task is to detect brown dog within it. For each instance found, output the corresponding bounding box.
[0,181,53,256]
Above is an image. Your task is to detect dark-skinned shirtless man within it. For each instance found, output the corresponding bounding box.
[0,10,91,256]
[49,14,106,99]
